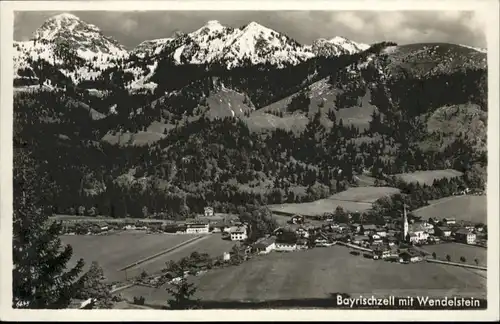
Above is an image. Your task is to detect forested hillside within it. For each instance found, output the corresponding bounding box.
[13,15,487,221]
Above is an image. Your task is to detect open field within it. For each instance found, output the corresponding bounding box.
[122,234,235,279]
[61,232,199,282]
[422,243,487,267]
[267,186,400,216]
[116,246,486,307]
[412,195,487,224]
[395,169,463,185]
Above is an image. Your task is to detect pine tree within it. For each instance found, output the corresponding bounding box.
[13,147,84,309]
[165,265,199,310]
[74,261,113,308]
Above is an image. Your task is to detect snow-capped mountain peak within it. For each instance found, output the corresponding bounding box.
[242,21,268,31]
[14,12,129,87]
[31,12,128,57]
[311,36,370,56]
[14,16,373,92]
[193,20,229,37]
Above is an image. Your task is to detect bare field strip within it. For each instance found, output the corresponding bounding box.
[117,246,486,306]
[61,232,198,282]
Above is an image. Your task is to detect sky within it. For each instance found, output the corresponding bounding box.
[14,10,487,49]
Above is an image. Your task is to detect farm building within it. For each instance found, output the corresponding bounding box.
[229,226,248,241]
[185,222,210,234]
[253,237,276,254]
[275,230,299,252]
[455,229,477,245]
[435,226,452,237]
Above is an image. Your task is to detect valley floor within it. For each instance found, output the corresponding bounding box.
[115,246,486,307]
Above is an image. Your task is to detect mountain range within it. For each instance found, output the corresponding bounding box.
[14,13,373,90]
[13,12,488,220]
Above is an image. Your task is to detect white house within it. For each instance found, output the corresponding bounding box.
[230,226,248,241]
[408,223,430,243]
[455,229,476,245]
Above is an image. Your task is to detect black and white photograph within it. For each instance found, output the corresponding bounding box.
[1,0,499,321]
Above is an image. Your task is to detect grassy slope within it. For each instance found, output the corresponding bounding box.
[245,78,376,134]
[117,246,486,305]
[412,195,487,224]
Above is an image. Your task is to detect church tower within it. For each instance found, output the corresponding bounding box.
[403,204,409,242]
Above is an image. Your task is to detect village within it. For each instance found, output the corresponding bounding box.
[61,204,487,267]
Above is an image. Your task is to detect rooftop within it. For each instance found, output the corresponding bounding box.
[254,236,276,249]
[230,226,247,233]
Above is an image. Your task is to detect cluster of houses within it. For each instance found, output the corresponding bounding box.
[243,207,486,264]
[247,215,339,254]
[431,217,484,245]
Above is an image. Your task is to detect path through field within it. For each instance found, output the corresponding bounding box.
[62,232,199,282]
[121,234,235,279]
